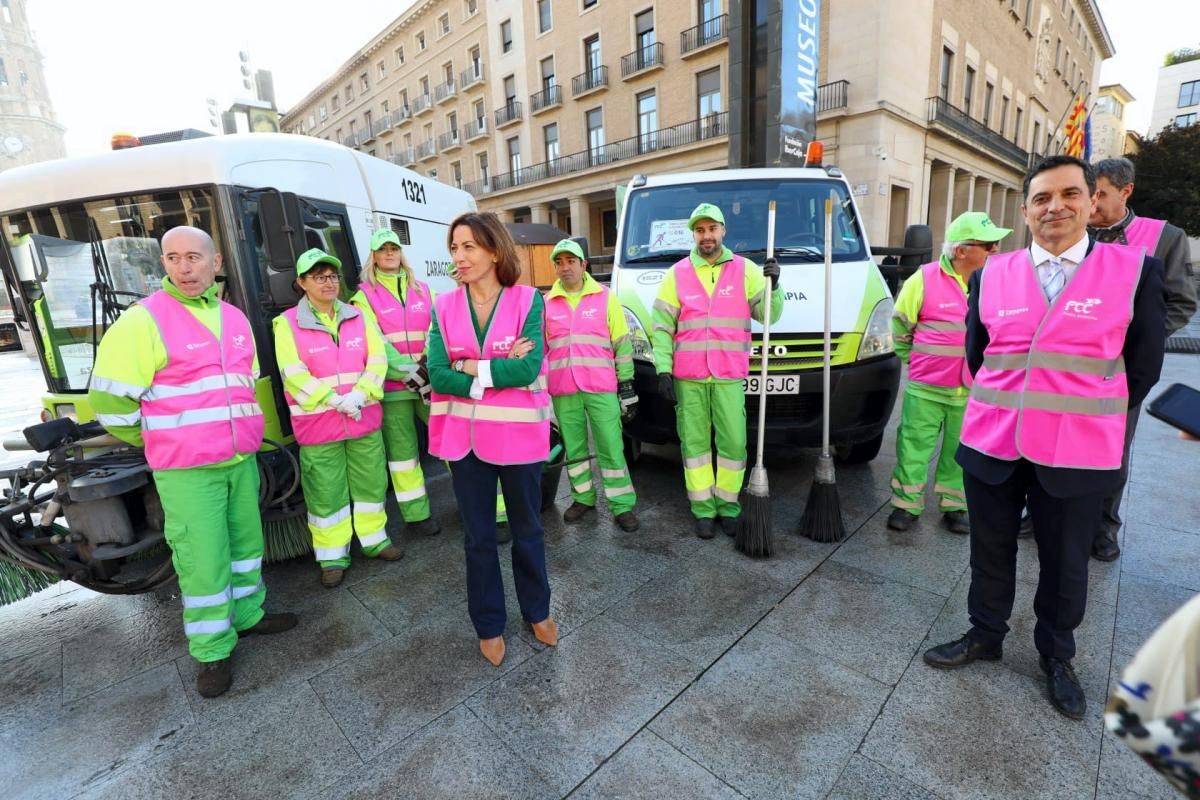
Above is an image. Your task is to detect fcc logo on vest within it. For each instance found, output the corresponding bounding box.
[1063,297,1103,320]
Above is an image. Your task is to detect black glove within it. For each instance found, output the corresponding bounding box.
[657,373,676,406]
[762,257,780,288]
[404,359,430,392]
[618,380,639,422]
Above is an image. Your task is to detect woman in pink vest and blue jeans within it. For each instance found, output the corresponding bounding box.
[427,212,557,667]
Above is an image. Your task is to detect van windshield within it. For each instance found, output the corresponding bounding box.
[620,178,866,266]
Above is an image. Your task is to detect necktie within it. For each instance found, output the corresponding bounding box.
[1043,256,1065,303]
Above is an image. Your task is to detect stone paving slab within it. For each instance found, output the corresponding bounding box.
[570,730,745,800]
[0,643,61,734]
[826,754,945,800]
[1122,522,1200,591]
[60,605,188,703]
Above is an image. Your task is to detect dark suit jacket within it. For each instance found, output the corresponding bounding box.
[955,239,1167,498]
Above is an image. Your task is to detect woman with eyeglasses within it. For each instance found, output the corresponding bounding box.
[273,247,402,588]
[427,212,556,667]
[886,212,1011,537]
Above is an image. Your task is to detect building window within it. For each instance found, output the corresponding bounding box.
[585,34,602,77]
[999,96,1010,135]
[584,0,598,9]
[400,88,409,108]
[346,83,354,100]
[307,113,317,129]
[417,31,426,51]
[473,98,486,125]
[478,151,489,183]
[469,46,482,78]
[1176,113,1197,128]
[1179,80,1200,108]
[1013,105,1023,144]
[540,57,556,92]
[466,0,478,17]
[396,46,405,66]
[438,13,450,36]
[982,82,994,128]
[1054,38,1062,71]
[381,99,390,116]
[332,94,341,111]
[586,107,605,164]
[537,0,553,33]
[447,110,459,135]
[451,161,463,189]
[377,61,386,80]
[501,20,513,53]
[1031,120,1041,152]
[507,136,522,174]
[319,104,328,121]
[963,66,975,116]
[385,142,394,158]
[698,67,721,133]
[544,123,559,162]
[938,47,953,101]
[635,9,656,63]
[443,61,455,84]
[602,209,618,248]
[361,73,370,93]
[364,110,372,131]
[637,89,658,151]
[503,74,518,109]
[420,75,430,95]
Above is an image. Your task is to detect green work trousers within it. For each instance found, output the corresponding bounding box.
[381,397,433,523]
[676,378,747,519]
[155,457,266,663]
[891,385,967,515]
[553,391,636,515]
[300,429,391,568]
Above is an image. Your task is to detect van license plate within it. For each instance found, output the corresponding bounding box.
[744,375,800,395]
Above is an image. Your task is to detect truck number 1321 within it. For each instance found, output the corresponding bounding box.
[401,180,427,204]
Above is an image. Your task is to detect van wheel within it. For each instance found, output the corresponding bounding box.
[836,433,883,464]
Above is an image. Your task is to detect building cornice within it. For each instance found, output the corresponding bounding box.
[1079,0,1115,60]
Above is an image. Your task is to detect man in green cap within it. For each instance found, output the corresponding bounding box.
[887,211,1011,534]
[544,239,640,531]
[651,202,782,539]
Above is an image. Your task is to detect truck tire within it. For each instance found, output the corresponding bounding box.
[836,433,884,464]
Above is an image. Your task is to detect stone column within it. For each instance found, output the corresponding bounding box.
[977,179,992,216]
[496,208,516,224]
[943,165,958,237]
[530,203,551,225]
[569,196,592,248]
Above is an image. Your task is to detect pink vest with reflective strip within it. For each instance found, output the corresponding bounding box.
[282,306,383,445]
[138,291,264,471]
[958,243,1143,469]
[909,261,972,389]
[545,288,617,396]
[428,285,551,465]
[1122,216,1166,255]
[358,277,433,393]
[672,256,752,380]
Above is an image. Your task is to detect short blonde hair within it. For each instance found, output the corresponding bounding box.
[360,243,415,287]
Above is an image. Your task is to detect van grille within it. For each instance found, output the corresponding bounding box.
[750,334,848,372]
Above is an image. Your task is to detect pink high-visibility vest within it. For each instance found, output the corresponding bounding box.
[428,284,551,465]
[958,243,1143,470]
[1122,216,1166,255]
[908,261,972,389]
[138,291,264,471]
[672,255,752,380]
[281,305,383,446]
[545,288,617,396]
[358,277,433,393]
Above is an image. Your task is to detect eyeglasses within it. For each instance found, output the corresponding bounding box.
[307,273,341,284]
[965,241,1000,252]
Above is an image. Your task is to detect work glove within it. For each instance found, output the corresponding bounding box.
[762,257,780,288]
[331,390,366,422]
[404,359,430,393]
[618,381,639,423]
[657,373,676,406]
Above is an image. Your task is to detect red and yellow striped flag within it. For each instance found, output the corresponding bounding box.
[1064,95,1087,157]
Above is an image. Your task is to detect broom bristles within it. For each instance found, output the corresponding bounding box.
[0,560,59,606]
[735,489,774,558]
[263,515,313,563]
[798,479,846,543]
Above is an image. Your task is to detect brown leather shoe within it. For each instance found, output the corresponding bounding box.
[563,502,595,523]
[530,617,558,647]
[375,544,405,561]
[480,636,506,666]
[241,612,298,637]
[614,511,640,532]
[196,658,233,698]
[320,568,344,588]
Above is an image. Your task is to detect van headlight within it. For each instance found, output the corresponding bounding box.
[623,307,653,362]
[858,299,894,359]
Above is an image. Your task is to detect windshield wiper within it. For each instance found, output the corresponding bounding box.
[741,246,825,262]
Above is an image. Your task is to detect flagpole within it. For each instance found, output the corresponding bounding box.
[1049,79,1090,155]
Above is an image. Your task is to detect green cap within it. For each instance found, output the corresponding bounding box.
[687,202,725,231]
[945,211,1012,243]
[550,239,585,263]
[296,248,342,276]
[370,229,402,251]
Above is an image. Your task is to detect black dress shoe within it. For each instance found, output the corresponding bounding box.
[1018,512,1034,538]
[694,517,716,539]
[718,516,738,537]
[923,634,1003,669]
[887,507,916,531]
[1040,656,1086,720]
[1091,529,1121,562]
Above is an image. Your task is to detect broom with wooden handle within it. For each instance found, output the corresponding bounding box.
[735,200,778,558]
[799,190,847,542]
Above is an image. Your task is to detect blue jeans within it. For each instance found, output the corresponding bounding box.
[449,452,551,638]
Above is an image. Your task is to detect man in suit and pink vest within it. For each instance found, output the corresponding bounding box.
[544,239,640,532]
[89,226,297,699]
[1084,156,1197,562]
[924,155,1166,720]
[887,212,1011,536]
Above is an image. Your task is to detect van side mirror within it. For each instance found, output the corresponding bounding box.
[258,191,307,308]
[900,224,932,269]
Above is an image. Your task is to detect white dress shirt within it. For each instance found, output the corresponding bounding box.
[1030,233,1089,301]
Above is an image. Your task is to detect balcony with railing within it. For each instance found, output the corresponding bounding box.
[391,105,412,127]
[495,100,523,128]
[681,14,728,56]
[434,78,457,104]
[530,84,562,114]
[370,117,391,138]
[464,116,488,142]
[438,129,461,152]
[572,66,609,98]
[411,93,434,116]
[395,147,417,166]
[621,42,665,79]
[460,64,485,90]
[926,96,1029,168]
[416,139,437,161]
[817,80,850,113]
[341,134,358,148]
[466,111,727,196]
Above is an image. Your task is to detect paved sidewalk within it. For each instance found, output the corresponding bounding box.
[0,354,1195,799]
